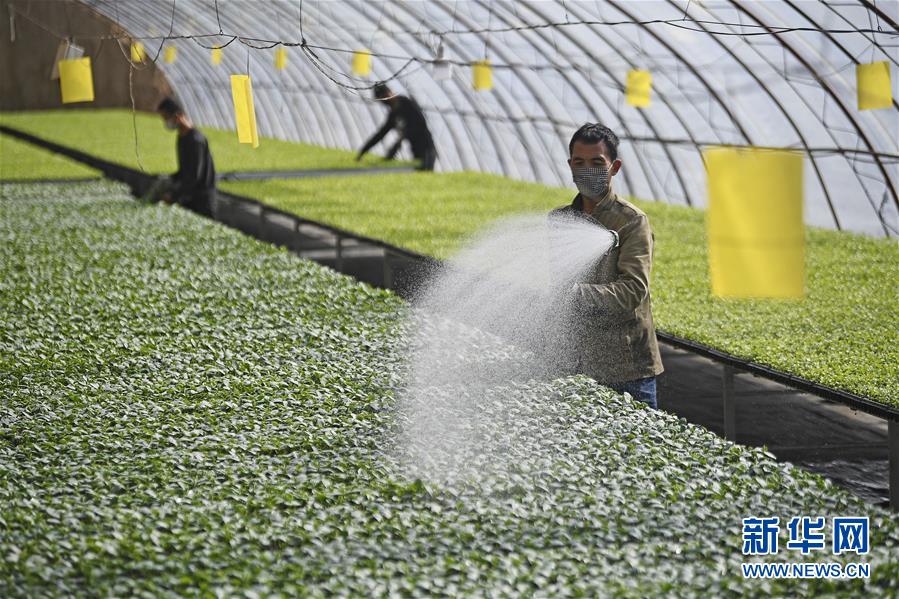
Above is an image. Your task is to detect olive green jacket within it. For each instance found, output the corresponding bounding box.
[549,191,664,383]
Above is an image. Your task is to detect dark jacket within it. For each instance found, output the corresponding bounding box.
[360,95,435,160]
[173,128,216,216]
[549,191,664,383]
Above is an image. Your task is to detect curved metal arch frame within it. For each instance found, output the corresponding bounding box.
[517,0,692,204]
[657,0,845,230]
[477,0,661,190]
[776,0,897,231]
[467,0,581,185]
[228,22,348,150]
[601,0,755,145]
[360,0,530,179]
[786,0,899,132]
[731,0,898,228]
[564,0,808,208]
[585,0,882,229]
[442,0,625,186]
[250,3,305,145]
[555,0,781,206]
[498,1,640,196]
[289,5,427,153]
[290,3,428,159]
[244,2,399,153]
[124,7,355,156]
[79,0,897,237]
[827,1,899,74]
[860,0,899,30]
[224,2,360,149]
[760,0,899,140]
[419,0,558,182]
[173,3,394,162]
[344,0,486,173]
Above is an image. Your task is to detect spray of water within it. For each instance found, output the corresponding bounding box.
[399,212,616,483]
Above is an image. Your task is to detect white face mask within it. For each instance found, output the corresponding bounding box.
[572,164,610,199]
[164,119,178,131]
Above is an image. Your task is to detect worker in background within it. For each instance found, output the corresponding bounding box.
[144,97,216,217]
[357,83,437,171]
[549,123,664,409]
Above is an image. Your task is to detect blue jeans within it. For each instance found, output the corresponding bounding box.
[610,377,657,409]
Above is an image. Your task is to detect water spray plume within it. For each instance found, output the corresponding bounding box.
[398,213,616,483]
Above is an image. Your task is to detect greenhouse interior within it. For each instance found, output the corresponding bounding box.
[1,0,897,596]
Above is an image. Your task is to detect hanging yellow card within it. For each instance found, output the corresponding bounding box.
[857,61,892,110]
[352,49,371,76]
[626,69,652,107]
[275,47,288,70]
[212,47,223,65]
[230,74,259,148]
[473,60,492,91]
[706,147,805,298]
[164,45,177,64]
[58,57,95,104]
[130,42,146,63]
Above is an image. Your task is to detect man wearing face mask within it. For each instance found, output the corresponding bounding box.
[549,123,664,408]
[144,97,216,217]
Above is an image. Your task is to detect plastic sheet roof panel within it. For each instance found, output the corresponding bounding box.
[82,0,898,237]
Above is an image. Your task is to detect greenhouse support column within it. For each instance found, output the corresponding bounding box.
[723,365,736,442]
[293,219,301,252]
[335,236,344,272]
[217,195,228,226]
[383,250,393,290]
[890,419,899,512]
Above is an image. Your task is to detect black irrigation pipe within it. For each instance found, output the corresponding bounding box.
[3,123,897,423]
[1,126,146,185]
[217,165,416,181]
[218,187,441,267]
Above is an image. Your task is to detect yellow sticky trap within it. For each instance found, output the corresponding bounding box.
[230,74,259,148]
[473,60,492,91]
[58,57,95,104]
[626,70,652,107]
[164,46,177,64]
[706,147,805,299]
[352,49,371,76]
[130,42,146,63]
[857,61,892,110]
[211,47,223,65]
[274,47,288,70]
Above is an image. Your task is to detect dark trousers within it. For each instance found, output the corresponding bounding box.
[609,377,658,409]
[415,146,437,171]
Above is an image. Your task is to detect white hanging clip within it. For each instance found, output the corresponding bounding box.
[9,4,15,43]
[432,38,452,81]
